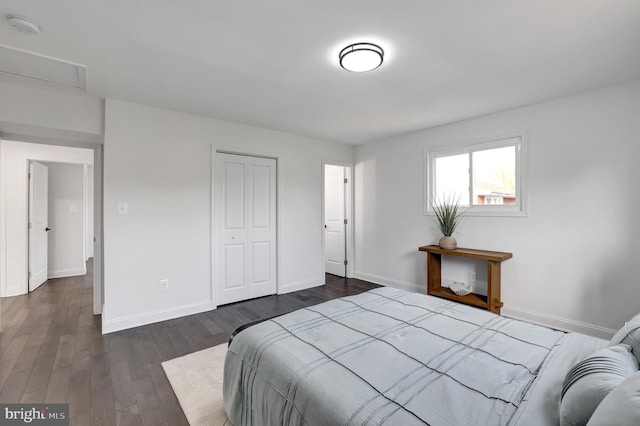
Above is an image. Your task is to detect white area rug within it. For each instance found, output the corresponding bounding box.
[162,343,232,426]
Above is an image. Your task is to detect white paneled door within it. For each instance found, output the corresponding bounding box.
[29,161,49,292]
[214,153,277,305]
[324,165,346,276]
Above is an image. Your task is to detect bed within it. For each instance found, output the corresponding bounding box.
[223,287,636,425]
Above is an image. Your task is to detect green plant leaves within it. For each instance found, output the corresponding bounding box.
[430,195,466,236]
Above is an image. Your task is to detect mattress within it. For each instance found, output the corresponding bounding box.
[223,287,606,425]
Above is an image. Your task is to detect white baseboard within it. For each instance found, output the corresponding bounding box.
[501,305,616,340]
[102,300,214,334]
[353,271,615,340]
[48,268,87,279]
[3,288,24,298]
[353,271,426,294]
[278,278,324,295]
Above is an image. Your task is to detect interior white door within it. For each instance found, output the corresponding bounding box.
[215,153,277,305]
[29,161,49,292]
[324,165,346,276]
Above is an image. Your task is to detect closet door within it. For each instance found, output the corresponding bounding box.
[214,153,276,305]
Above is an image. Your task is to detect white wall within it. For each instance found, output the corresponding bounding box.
[354,79,640,339]
[0,76,103,144]
[0,140,94,297]
[103,99,354,333]
[42,162,87,278]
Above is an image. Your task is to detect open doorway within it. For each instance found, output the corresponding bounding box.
[323,162,353,279]
[0,140,97,309]
[28,161,94,292]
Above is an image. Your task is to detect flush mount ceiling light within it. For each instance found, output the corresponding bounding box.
[339,42,384,73]
[7,15,40,35]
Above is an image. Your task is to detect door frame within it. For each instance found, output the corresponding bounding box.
[322,160,354,278]
[0,140,98,308]
[211,149,279,308]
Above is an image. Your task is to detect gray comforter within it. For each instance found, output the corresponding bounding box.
[223,287,568,425]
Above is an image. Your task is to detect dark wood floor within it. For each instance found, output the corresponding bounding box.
[0,265,378,425]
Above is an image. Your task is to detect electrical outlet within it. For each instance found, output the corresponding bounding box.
[469,272,476,282]
[159,279,169,292]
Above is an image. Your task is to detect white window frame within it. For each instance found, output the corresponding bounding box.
[424,132,527,217]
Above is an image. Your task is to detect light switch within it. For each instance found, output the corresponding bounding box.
[118,202,128,215]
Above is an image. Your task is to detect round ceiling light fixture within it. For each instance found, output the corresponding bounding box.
[7,15,41,35]
[339,42,384,73]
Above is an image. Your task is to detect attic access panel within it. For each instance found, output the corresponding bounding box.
[0,44,87,90]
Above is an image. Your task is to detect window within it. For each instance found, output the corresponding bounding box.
[425,134,526,216]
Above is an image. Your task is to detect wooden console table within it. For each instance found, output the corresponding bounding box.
[418,245,512,314]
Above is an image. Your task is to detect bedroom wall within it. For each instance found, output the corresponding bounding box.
[103,99,354,333]
[42,162,87,278]
[354,78,640,338]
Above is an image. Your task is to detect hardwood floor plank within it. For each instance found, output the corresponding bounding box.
[90,352,112,390]
[20,387,46,404]
[24,353,56,395]
[115,405,142,426]
[37,333,62,360]
[163,323,193,358]
[0,357,18,391]
[132,374,166,426]
[172,318,207,353]
[53,333,77,370]
[0,333,30,360]
[0,368,30,403]
[91,382,116,426]
[67,355,91,423]
[147,324,178,361]
[110,358,138,411]
[45,366,72,403]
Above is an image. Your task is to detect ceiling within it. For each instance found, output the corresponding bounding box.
[1,0,639,145]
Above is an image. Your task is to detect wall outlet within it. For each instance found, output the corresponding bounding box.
[469,271,476,282]
[159,279,169,292]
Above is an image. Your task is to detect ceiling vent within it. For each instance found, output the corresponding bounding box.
[0,44,87,91]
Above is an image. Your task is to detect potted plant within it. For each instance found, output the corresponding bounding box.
[430,195,466,250]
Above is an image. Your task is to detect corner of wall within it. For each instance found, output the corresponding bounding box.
[353,271,425,294]
[278,278,325,295]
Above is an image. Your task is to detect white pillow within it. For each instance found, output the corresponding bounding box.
[610,313,640,363]
[559,344,638,426]
[587,371,640,426]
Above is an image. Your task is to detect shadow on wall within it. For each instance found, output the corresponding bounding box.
[574,164,638,331]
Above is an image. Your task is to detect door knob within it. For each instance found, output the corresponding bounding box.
[45,227,51,232]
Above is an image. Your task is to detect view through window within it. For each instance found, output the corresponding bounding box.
[426,135,525,216]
